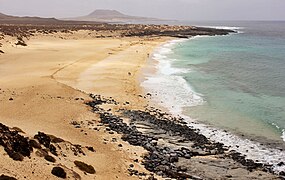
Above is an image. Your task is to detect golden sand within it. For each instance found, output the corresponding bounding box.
[0,32,169,179]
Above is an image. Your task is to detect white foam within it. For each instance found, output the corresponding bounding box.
[141,38,285,174]
[198,25,244,34]
[272,123,285,143]
[184,118,285,173]
[199,25,244,30]
[142,39,203,115]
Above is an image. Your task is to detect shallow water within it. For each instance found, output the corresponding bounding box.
[142,21,285,172]
[170,22,285,144]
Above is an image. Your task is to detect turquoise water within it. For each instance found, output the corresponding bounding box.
[169,22,285,144]
[142,22,285,170]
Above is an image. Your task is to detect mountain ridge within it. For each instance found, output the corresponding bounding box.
[0,12,60,23]
[65,9,165,23]
[87,9,126,17]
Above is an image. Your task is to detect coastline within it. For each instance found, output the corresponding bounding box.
[0,32,167,179]
[139,36,285,175]
[0,24,283,179]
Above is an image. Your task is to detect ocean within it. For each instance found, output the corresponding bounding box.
[142,21,285,172]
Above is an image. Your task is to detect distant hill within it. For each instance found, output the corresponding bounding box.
[65,9,165,23]
[0,12,10,19]
[0,12,61,24]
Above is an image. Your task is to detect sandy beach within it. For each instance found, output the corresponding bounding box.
[0,25,282,179]
[0,31,168,179]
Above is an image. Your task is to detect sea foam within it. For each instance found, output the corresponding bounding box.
[198,25,244,33]
[141,38,285,173]
[142,39,203,115]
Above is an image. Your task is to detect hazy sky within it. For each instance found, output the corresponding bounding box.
[0,0,284,21]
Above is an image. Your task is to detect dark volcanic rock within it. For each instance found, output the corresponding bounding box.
[74,160,96,174]
[29,139,41,149]
[86,146,95,152]
[35,149,48,157]
[34,132,57,155]
[34,132,51,148]
[51,167,66,179]
[0,175,17,180]
[50,136,65,143]
[9,152,24,161]
[44,155,56,163]
[15,37,27,46]
[228,152,263,171]
[15,40,27,46]
[0,123,32,160]
[85,94,278,179]
[49,144,57,156]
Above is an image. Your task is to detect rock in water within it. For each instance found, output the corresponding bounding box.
[51,167,66,179]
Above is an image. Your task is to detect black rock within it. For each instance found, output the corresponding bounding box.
[34,132,51,148]
[50,136,65,143]
[74,160,96,174]
[49,144,57,156]
[35,149,48,157]
[86,146,95,152]
[44,155,56,163]
[29,140,41,149]
[85,94,278,179]
[0,123,32,160]
[0,175,17,180]
[51,167,66,179]
[10,152,24,161]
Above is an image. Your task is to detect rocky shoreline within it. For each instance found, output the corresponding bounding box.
[85,94,284,179]
[0,93,284,179]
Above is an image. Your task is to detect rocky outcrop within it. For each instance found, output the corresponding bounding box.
[85,94,284,179]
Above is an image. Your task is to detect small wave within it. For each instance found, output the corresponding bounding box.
[199,25,244,30]
[197,25,244,34]
[271,123,285,143]
[186,118,285,173]
[142,39,203,115]
[143,75,203,115]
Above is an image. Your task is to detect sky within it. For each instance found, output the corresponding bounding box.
[0,0,284,21]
